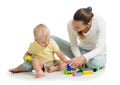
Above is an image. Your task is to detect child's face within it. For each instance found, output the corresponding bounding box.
[35,37,50,47]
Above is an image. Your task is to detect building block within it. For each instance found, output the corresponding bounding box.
[64,64,100,76]
[96,67,100,71]
[72,71,82,76]
[64,69,68,75]
[92,68,97,72]
[24,55,32,62]
[66,64,72,71]
[64,64,76,75]
[82,70,94,75]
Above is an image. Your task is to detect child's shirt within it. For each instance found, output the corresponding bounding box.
[28,39,59,63]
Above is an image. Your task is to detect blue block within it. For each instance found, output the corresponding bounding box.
[66,64,72,71]
[92,68,97,72]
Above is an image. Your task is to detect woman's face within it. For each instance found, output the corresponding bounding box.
[72,20,88,32]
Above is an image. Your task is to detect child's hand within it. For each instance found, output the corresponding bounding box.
[24,55,32,62]
[23,52,30,60]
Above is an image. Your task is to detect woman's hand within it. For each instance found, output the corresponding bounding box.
[66,56,86,68]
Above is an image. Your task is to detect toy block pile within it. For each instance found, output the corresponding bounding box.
[64,64,76,75]
[64,64,100,77]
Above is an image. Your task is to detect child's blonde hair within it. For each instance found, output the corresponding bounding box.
[33,24,50,39]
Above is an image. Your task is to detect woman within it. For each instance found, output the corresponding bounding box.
[52,7,106,68]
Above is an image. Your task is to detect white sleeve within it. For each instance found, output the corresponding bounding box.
[83,18,106,62]
[67,21,81,57]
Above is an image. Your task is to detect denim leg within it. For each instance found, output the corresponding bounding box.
[79,48,106,68]
[79,48,91,55]
[22,62,33,72]
[51,35,106,68]
[51,35,74,58]
[86,54,106,68]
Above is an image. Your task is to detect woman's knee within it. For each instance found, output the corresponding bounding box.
[86,55,106,68]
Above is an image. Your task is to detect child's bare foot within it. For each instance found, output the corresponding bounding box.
[48,66,59,73]
[35,70,44,78]
[9,68,21,73]
[9,65,26,73]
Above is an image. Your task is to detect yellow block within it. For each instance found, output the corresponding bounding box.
[82,70,93,75]
[25,55,32,62]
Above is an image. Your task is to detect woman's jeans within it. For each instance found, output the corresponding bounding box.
[51,35,106,68]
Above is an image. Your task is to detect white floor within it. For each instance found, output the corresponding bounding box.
[7,67,106,80]
[2,52,120,85]
[2,64,118,85]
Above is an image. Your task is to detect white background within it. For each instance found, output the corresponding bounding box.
[0,0,120,85]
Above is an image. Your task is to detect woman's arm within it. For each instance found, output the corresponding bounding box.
[67,20,81,57]
[83,17,106,62]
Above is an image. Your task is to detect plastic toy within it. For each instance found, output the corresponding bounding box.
[64,64,76,75]
[72,71,82,76]
[64,64,100,77]
[66,64,72,70]
[82,70,94,75]
[24,55,32,62]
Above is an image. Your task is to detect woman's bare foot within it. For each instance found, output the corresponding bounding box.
[48,66,59,73]
[35,70,44,78]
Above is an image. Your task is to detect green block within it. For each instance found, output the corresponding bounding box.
[78,68,84,72]
[64,69,68,75]
[96,67,100,71]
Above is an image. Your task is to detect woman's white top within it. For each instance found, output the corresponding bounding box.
[67,15,106,62]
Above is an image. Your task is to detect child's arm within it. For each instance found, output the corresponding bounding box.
[56,50,68,63]
[23,52,31,60]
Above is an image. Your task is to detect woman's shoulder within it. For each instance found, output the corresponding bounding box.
[67,19,78,35]
[67,19,73,30]
[67,19,72,26]
[92,15,106,28]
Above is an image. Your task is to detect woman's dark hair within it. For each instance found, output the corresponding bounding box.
[73,7,94,25]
